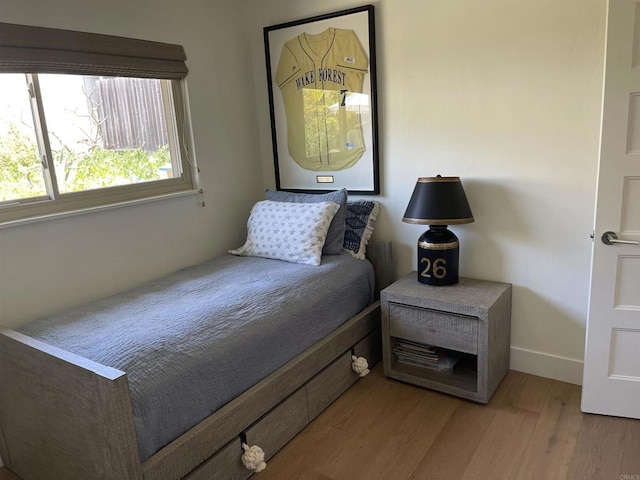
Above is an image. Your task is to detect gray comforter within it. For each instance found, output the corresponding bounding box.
[19,253,375,461]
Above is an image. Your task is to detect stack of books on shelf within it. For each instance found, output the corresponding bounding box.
[393,340,460,374]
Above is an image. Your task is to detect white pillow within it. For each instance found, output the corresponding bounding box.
[229,200,340,266]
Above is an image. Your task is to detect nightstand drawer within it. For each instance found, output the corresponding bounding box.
[388,303,478,354]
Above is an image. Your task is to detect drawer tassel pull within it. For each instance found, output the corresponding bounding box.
[241,442,267,472]
[351,355,370,377]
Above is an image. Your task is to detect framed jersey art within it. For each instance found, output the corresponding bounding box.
[264,5,379,194]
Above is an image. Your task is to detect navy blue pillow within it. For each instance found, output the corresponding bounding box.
[343,200,379,260]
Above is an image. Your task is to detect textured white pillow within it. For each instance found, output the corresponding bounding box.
[229,200,340,266]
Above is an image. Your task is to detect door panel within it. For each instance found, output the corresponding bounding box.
[582,0,640,418]
[609,329,640,379]
[620,177,640,231]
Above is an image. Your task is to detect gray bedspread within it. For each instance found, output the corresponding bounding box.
[19,254,374,461]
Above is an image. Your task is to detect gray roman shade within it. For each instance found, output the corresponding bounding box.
[0,22,188,79]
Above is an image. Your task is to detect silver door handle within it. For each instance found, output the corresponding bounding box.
[601,231,640,245]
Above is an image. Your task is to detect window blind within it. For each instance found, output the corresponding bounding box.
[0,22,188,79]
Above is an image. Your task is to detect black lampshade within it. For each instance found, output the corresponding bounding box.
[402,176,474,226]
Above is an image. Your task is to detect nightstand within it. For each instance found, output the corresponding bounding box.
[381,273,512,403]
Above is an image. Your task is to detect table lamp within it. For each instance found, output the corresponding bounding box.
[402,176,474,285]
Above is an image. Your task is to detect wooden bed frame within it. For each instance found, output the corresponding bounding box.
[0,241,392,480]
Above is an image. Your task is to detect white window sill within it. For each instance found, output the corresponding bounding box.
[0,188,202,231]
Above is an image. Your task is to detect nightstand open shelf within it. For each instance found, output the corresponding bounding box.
[381,274,512,403]
[389,343,478,393]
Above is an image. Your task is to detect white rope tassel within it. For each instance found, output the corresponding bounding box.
[241,443,267,473]
[351,355,370,377]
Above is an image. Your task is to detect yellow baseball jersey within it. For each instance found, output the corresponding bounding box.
[275,28,369,171]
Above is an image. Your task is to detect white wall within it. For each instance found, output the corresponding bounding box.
[0,0,264,329]
[0,0,607,387]
[245,0,607,384]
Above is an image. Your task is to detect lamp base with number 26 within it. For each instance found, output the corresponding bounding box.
[417,225,459,286]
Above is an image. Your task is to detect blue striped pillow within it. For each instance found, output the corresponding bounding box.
[343,200,379,260]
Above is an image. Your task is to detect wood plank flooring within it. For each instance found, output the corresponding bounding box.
[258,364,640,480]
[0,469,19,480]
[1,364,638,480]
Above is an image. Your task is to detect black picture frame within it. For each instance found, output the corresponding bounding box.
[264,5,379,194]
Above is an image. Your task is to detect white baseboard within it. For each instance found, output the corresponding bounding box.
[509,346,584,386]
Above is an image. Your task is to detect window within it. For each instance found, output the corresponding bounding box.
[0,22,197,225]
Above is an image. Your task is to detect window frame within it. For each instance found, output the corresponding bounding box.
[0,22,198,226]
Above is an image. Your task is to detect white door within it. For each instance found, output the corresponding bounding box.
[582,0,640,418]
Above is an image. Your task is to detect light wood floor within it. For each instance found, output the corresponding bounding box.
[1,365,638,480]
[259,364,640,480]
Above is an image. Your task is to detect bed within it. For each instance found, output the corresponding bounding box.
[0,195,392,480]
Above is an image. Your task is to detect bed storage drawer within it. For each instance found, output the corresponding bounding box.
[354,327,382,365]
[244,385,308,462]
[184,437,246,480]
[307,328,381,420]
[306,350,356,421]
[185,388,308,479]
